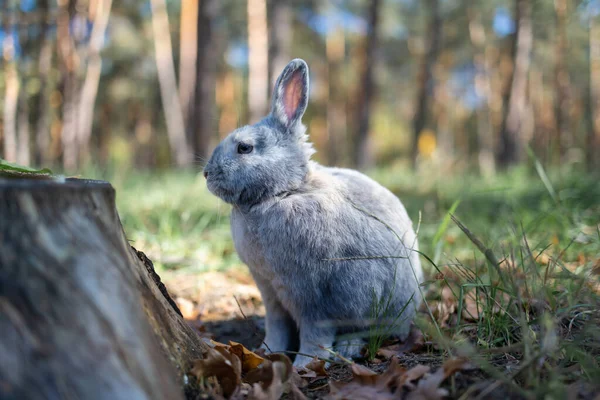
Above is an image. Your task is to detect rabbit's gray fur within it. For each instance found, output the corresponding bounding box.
[204,59,423,366]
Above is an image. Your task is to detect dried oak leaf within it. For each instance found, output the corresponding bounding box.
[405,358,472,400]
[209,339,231,349]
[400,364,430,387]
[377,326,425,359]
[328,381,398,400]
[245,354,307,400]
[351,363,379,385]
[306,357,328,377]
[191,346,242,399]
[431,286,457,327]
[296,357,328,380]
[328,358,407,399]
[228,341,266,372]
[249,360,287,400]
[245,353,293,388]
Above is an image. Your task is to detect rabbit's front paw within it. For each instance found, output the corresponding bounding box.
[293,325,336,367]
[261,334,289,354]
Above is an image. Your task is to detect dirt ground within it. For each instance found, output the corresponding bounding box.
[165,269,266,347]
[162,270,502,399]
[163,269,599,400]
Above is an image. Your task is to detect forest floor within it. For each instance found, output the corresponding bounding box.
[103,163,600,399]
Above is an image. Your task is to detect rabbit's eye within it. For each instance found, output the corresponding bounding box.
[237,143,254,154]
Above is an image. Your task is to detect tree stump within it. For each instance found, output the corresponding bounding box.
[0,178,208,400]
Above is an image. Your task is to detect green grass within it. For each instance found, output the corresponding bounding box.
[91,163,600,397]
[96,168,239,273]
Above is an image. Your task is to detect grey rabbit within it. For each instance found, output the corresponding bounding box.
[203,59,424,367]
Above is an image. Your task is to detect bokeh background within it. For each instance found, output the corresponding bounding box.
[1,0,599,341]
[2,0,599,173]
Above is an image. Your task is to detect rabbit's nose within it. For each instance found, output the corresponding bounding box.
[203,170,209,179]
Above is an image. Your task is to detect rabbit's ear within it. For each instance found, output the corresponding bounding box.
[270,59,309,129]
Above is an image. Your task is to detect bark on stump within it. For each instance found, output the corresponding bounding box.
[0,178,208,400]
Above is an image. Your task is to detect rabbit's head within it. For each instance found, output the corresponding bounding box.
[204,59,314,206]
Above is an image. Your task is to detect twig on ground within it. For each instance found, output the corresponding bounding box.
[233,295,271,353]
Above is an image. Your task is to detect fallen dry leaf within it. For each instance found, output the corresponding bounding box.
[377,326,425,359]
[245,353,294,387]
[405,380,448,400]
[376,346,399,359]
[405,358,472,400]
[306,357,328,377]
[440,357,472,379]
[400,364,430,387]
[462,292,483,321]
[430,286,457,327]
[328,358,408,399]
[328,381,399,400]
[210,339,230,349]
[350,363,379,385]
[245,353,306,400]
[228,341,266,372]
[249,360,287,400]
[296,367,318,379]
[191,346,242,399]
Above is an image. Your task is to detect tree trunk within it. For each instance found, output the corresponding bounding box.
[0,178,208,399]
[268,0,292,93]
[2,8,19,163]
[150,0,192,167]
[179,0,199,148]
[76,0,113,167]
[194,0,219,161]
[57,0,80,171]
[353,0,382,169]
[248,0,270,123]
[411,0,441,169]
[16,85,30,166]
[496,0,533,168]
[468,9,496,176]
[3,59,19,163]
[326,26,346,166]
[589,13,600,171]
[553,0,571,163]
[35,0,54,166]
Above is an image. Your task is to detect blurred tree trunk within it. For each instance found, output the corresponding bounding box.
[553,0,572,162]
[16,87,30,166]
[326,27,346,166]
[268,0,292,93]
[150,0,192,166]
[193,0,219,161]
[2,4,19,163]
[496,0,533,167]
[353,0,381,169]
[468,9,496,176]
[76,0,113,167]
[411,0,441,169]
[248,0,269,123]
[15,7,34,167]
[99,103,113,166]
[589,14,600,170]
[35,0,54,166]
[179,0,198,149]
[57,0,80,170]
[2,37,19,163]
[530,69,551,162]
